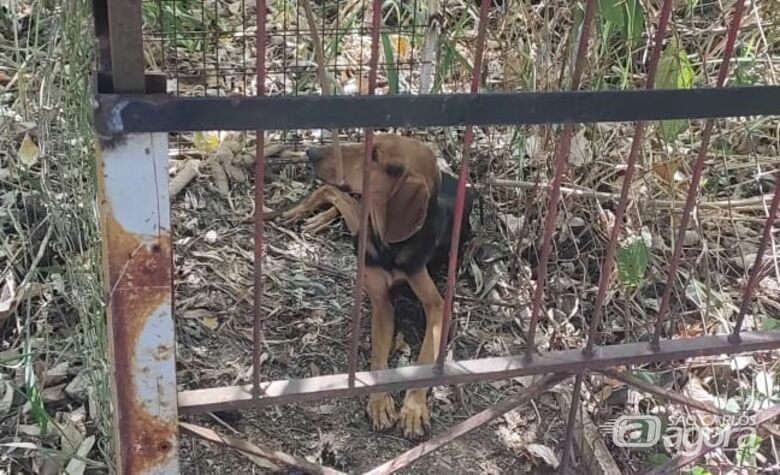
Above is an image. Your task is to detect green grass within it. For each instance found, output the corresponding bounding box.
[1,0,112,469]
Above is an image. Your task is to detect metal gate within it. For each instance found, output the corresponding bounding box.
[91,0,780,473]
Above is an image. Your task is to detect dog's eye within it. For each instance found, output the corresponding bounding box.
[385,164,404,177]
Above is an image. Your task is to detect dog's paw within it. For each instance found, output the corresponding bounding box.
[367,392,397,431]
[301,207,339,234]
[280,207,303,223]
[399,390,430,440]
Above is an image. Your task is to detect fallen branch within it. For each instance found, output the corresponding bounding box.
[170,160,200,198]
[419,0,441,94]
[555,386,621,475]
[180,422,346,475]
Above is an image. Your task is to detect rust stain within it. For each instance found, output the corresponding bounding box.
[103,212,176,473]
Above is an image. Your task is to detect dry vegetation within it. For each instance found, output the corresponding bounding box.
[0,0,779,474]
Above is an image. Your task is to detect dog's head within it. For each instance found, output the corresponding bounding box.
[305,135,440,243]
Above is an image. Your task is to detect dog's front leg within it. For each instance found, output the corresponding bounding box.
[364,267,398,431]
[401,269,444,439]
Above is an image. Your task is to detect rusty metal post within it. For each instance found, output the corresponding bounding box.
[651,0,748,348]
[560,3,675,472]
[437,0,491,371]
[526,0,598,360]
[95,0,178,473]
[583,0,673,354]
[348,0,382,387]
[252,0,268,396]
[731,169,780,341]
[97,133,179,474]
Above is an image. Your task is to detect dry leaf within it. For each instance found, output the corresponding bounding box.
[182,309,211,320]
[63,435,95,475]
[201,316,219,331]
[595,384,614,402]
[18,133,40,167]
[0,273,18,326]
[223,162,248,183]
[525,134,542,161]
[58,418,84,458]
[569,129,592,167]
[44,362,69,387]
[684,376,717,408]
[0,382,13,416]
[65,371,90,401]
[755,371,776,397]
[676,321,703,338]
[730,355,753,371]
[526,443,560,468]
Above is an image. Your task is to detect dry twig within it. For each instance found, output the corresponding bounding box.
[301,0,343,182]
[180,422,347,475]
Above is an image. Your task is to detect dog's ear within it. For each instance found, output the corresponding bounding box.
[369,171,430,244]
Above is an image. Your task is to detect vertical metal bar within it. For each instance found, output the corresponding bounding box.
[97,134,179,474]
[525,0,598,360]
[348,0,382,388]
[584,0,674,354]
[651,0,748,348]
[436,0,491,371]
[562,3,675,472]
[731,170,780,341]
[252,0,268,396]
[100,0,175,472]
[106,0,145,92]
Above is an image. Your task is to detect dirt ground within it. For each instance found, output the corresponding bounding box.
[171,137,575,474]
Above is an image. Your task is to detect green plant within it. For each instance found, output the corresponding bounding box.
[647,453,670,467]
[598,0,645,45]
[141,0,222,54]
[381,33,399,94]
[616,230,651,288]
[596,0,646,87]
[734,40,760,86]
[737,433,763,466]
[656,35,695,144]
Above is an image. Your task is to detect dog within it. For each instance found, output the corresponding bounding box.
[281,134,475,438]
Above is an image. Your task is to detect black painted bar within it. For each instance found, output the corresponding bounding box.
[94,86,780,134]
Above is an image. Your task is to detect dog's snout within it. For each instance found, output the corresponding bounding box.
[306,148,323,163]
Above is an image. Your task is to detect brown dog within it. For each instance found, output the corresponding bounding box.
[282,135,474,438]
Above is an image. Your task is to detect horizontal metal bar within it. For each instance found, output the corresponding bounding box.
[178,330,780,414]
[95,86,780,135]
